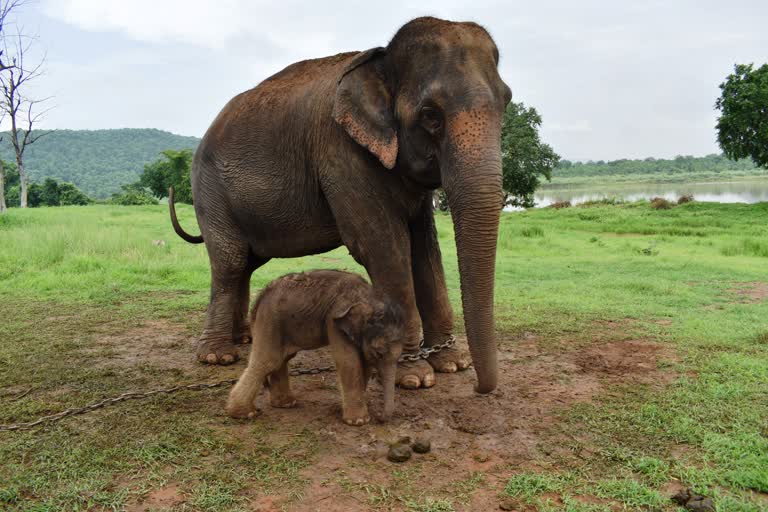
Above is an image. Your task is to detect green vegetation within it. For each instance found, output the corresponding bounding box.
[1,201,767,510]
[137,149,194,203]
[552,153,762,186]
[716,63,768,169]
[501,101,560,208]
[3,174,91,207]
[0,129,199,199]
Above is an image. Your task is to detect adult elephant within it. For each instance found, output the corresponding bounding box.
[169,16,511,393]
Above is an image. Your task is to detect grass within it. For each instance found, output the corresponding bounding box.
[1,202,768,510]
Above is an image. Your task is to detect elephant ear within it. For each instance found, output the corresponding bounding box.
[333,302,373,344]
[333,47,398,170]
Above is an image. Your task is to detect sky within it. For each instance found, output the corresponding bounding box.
[6,0,768,160]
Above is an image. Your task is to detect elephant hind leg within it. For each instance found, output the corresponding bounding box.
[198,236,266,365]
[232,256,268,346]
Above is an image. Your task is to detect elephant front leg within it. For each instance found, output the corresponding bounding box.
[410,201,471,374]
[328,330,370,426]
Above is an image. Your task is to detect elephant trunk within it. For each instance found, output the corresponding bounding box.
[380,363,397,420]
[442,109,503,394]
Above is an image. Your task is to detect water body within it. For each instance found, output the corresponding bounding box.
[535,179,768,207]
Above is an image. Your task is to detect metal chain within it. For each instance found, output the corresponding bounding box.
[398,334,456,362]
[0,335,456,432]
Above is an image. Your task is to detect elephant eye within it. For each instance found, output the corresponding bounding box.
[420,106,443,135]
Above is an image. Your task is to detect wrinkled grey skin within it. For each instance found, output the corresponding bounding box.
[170,16,511,393]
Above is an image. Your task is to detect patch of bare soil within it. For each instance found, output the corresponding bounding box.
[728,282,768,304]
[83,320,199,371]
[124,482,185,511]
[115,320,676,511]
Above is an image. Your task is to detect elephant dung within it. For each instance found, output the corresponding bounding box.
[387,443,412,463]
[412,437,431,454]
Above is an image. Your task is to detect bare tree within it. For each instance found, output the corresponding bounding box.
[0,1,23,71]
[0,1,23,212]
[0,9,49,208]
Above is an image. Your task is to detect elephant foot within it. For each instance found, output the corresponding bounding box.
[226,402,260,419]
[343,412,371,426]
[396,358,435,389]
[197,338,239,365]
[427,345,471,373]
[269,394,297,409]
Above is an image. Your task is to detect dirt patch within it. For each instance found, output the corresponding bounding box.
[83,320,200,371]
[107,321,676,511]
[125,482,185,511]
[728,282,768,304]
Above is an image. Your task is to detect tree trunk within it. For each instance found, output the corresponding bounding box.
[0,168,6,213]
[17,160,27,208]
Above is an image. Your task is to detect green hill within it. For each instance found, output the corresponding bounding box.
[0,129,200,199]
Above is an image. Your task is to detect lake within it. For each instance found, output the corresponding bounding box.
[535,178,768,207]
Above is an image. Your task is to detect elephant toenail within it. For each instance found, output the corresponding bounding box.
[206,354,218,364]
[400,376,420,389]
[222,354,235,364]
[423,374,436,388]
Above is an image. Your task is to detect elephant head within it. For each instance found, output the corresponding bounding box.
[333,17,511,393]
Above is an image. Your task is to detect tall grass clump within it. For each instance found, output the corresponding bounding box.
[521,226,545,238]
[721,238,768,258]
[677,194,694,205]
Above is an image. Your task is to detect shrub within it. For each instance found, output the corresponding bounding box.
[549,200,571,209]
[677,194,695,204]
[579,197,625,207]
[650,197,673,210]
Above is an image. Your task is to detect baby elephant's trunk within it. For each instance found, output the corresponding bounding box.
[380,364,397,420]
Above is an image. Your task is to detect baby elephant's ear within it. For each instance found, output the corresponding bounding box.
[333,302,373,342]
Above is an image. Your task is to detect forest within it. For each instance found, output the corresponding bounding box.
[0,128,199,199]
[555,154,759,178]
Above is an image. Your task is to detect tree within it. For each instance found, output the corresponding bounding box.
[715,63,768,169]
[40,176,59,205]
[500,101,560,208]
[139,149,193,203]
[0,4,50,208]
[110,183,158,206]
[57,181,90,205]
[0,157,8,211]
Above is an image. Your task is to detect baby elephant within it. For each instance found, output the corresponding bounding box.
[226,270,404,425]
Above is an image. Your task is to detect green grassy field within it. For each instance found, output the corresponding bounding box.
[1,202,767,511]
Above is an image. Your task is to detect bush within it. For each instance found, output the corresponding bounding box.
[677,194,695,205]
[579,197,625,207]
[111,186,159,206]
[650,197,673,210]
[549,200,571,209]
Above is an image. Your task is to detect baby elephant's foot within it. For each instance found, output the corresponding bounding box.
[343,414,371,426]
[225,402,261,419]
[269,394,297,409]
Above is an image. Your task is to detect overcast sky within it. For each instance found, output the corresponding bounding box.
[9,0,768,160]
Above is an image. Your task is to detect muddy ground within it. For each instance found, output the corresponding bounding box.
[90,318,680,511]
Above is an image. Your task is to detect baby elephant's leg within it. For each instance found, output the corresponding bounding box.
[328,330,370,426]
[267,360,296,408]
[226,333,283,419]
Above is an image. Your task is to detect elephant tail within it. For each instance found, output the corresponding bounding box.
[168,187,204,244]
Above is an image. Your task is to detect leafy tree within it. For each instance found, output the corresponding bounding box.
[715,63,768,168]
[501,101,560,208]
[57,182,90,205]
[40,177,60,206]
[139,149,194,203]
[110,183,158,206]
[4,177,89,207]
